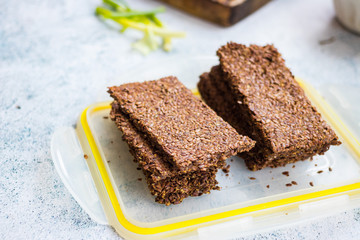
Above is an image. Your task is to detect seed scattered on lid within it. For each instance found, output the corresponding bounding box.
[138,178,142,181]
[282,171,289,177]
[319,37,335,45]
[249,177,256,180]
[16,105,21,109]
[84,154,88,159]
[309,182,314,187]
[317,170,323,174]
[292,165,295,168]
[137,167,141,170]
[329,167,332,172]
[222,165,230,173]
[266,185,270,188]
[286,183,292,187]
[103,116,109,119]
[291,181,297,185]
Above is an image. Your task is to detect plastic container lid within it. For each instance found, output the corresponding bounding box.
[51,57,360,240]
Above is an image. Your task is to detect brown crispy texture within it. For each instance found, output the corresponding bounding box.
[108,76,254,173]
[110,107,219,205]
[109,76,255,204]
[198,43,341,170]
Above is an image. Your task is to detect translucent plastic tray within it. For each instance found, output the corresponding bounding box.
[51,57,360,240]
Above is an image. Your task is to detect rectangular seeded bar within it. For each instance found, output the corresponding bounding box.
[198,43,341,171]
[109,76,255,204]
[110,106,219,205]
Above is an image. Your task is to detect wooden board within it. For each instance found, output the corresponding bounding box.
[160,0,271,26]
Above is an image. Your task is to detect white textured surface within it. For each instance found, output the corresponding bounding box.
[1,0,360,239]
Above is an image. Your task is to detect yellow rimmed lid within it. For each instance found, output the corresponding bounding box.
[51,57,360,240]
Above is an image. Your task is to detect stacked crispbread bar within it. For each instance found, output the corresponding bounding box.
[198,43,341,171]
[109,76,255,205]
